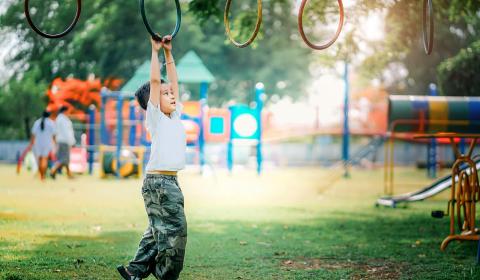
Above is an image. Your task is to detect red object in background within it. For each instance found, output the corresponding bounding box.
[69,147,87,173]
[46,77,122,121]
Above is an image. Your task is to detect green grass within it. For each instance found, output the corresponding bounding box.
[0,165,479,279]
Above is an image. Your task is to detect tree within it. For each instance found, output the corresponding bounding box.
[437,40,480,96]
[189,0,480,94]
[0,0,312,103]
[0,67,47,139]
[374,0,480,94]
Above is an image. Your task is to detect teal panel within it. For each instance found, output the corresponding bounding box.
[210,117,224,134]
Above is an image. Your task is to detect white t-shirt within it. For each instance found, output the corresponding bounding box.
[31,118,56,156]
[55,113,76,146]
[145,101,186,172]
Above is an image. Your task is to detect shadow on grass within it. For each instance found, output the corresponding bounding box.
[0,230,142,280]
[1,210,480,280]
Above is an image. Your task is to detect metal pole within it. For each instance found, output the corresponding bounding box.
[128,101,136,146]
[227,106,233,173]
[100,89,108,145]
[428,83,438,178]
[199,82,208,174]
[116,96,124,178]
[342,62,350,178]
[255,83,264,175]
[87,104,96,175]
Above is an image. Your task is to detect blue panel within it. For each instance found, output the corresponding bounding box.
[468,100,480,132]
[210,117,224,134]
[229,105,259,140]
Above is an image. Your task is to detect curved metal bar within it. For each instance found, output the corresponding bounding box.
[139,0,182,41]
[224,0,262,48]
[298,0,344,50]
[422,0,434,55]
[24,0,82,39]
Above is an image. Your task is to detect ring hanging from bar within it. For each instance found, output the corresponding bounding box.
[224,0,262,48]
[139,0,182,41]
[298,0,344,50]
[24,0,82,39]
[422,0,434,55]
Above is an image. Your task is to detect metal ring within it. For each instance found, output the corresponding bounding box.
[224,0,262,48]
[24,0,81,39]
[298,0,344,50]
[139,0,182,41]
[422,0,434,55]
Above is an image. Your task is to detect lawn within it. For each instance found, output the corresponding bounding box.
[0,165,479,279]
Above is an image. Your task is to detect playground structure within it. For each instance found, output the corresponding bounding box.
[98,145,145,178]
[378,94,480,253]
[418,133,480,251]
[382,94,480,198]
[87,87,265,177]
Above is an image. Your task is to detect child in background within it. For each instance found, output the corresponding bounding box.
[30,110,56,181]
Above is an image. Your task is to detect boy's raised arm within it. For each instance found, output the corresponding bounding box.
[149,38,163,107]
[162,36,179,103]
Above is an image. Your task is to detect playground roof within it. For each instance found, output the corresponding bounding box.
[120,51,215,96]
[176,51,215,84]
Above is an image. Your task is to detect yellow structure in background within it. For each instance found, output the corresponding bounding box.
[98,145,145,178]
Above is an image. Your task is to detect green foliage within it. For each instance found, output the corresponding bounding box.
[188,0,222,25]
[437,40,480,96]
[0,68,47,140]
[0,0,312,100]
[378,0,479,94]
[448,0,480,23]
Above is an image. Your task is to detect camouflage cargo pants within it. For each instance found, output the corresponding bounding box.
[127,174,187,280]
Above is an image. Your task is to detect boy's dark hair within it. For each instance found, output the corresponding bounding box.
[135,79,166,110]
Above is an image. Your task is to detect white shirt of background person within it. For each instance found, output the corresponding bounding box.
[55,113,76,146]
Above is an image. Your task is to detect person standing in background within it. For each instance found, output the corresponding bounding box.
[30,110,56,181]
[49,105,76,179]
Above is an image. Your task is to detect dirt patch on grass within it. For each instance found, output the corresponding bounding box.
[280,257,404,279]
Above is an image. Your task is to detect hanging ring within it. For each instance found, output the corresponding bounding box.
[139,0,182,41]
[224,0,262,48]
[422,0,434,55]
[24,0,82,39]
[298,0,344,50]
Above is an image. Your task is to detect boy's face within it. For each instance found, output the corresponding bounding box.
[159,83,176,115]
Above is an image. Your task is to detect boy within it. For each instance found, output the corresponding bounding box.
[117,35,187,280]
